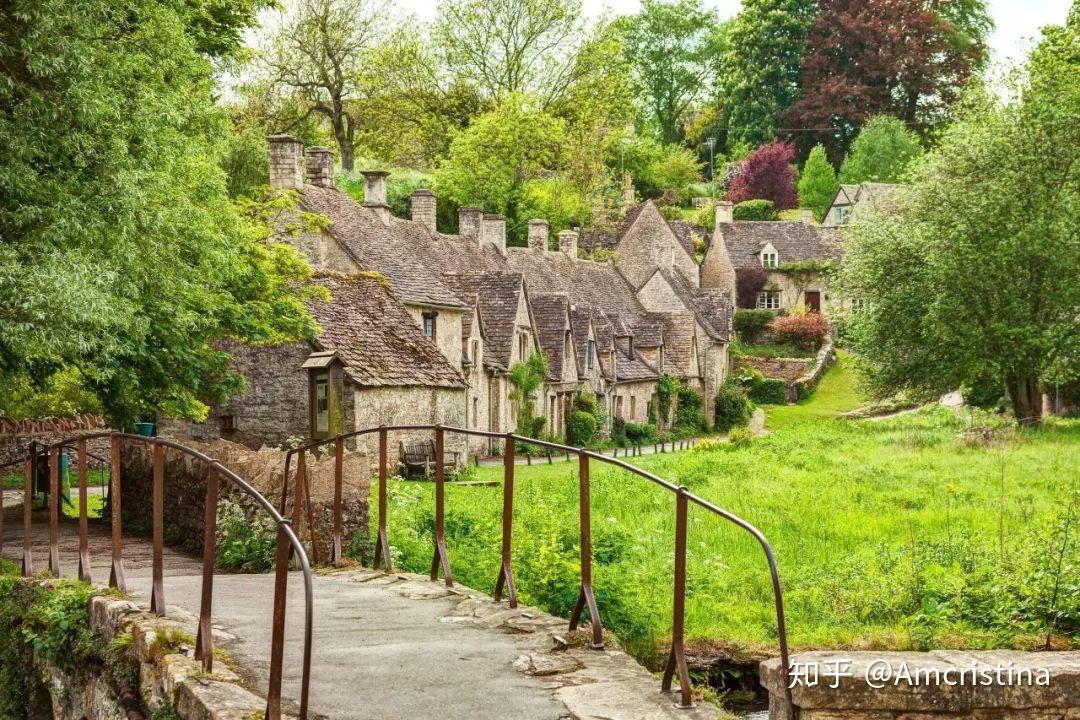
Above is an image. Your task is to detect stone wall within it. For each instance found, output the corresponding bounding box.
[0,416,109,472]
[119,437,370,565]
[736,355,815,383]
[760,651,1079,720]
[791,340,835,402]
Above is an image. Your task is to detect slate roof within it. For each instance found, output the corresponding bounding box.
[299,186,465,308]
[668,220,708,258]
[834,184,860,206]
[440,271,525,371]
[504,248,646,320]
[650,313,698,377]
[718,221,843,269]
[853,183,903,214]
[306,272,465,388]
[529,293,573,382]
[656,267,733,342]
[615,347,660,382]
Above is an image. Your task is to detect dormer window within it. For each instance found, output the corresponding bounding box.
[761,250,778,268]
[422,311,437,340]
[586,340,596,370]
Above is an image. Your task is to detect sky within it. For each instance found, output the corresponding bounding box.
[392,0,1072,67]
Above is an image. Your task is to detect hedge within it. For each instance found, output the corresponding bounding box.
[748,378,788,405]
[732,199,778,221]
[734,308,778,338]
[714,383,753,432]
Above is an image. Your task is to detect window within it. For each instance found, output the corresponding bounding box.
[314,374,330,433]
[586,340,596,370]
[835,206,850,224]
[472,397,479,427]
[757,291,781,310]
[630,396,637,419]
[219,414,235,434]
[471,339,479,364]
[852,297,867,313]
[422,312,437,340]
[761,250,778,268]
[615,395,624,419]
[518,332,528,361]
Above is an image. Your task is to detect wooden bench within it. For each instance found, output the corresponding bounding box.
[399,439,460,478]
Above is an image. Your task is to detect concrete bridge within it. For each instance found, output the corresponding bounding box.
[0,428,795,720]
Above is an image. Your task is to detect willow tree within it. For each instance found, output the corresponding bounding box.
[841,7,1079,426]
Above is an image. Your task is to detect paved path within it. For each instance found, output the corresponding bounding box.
[2,500,720,720]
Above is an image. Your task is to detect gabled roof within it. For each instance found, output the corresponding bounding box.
[504,248,647,321]
[440,271,526,371]
[656,266,733,342]
[650,313,698,377]
[718,222,843,269]
[306,272,465,388]
[832,184,860,207]
[529,293,575,382]
[852,183,904,214]
[299,186,465,308]
[615,347,659,382]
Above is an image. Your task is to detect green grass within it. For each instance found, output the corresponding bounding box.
[765,351,864,430]
[3,468,109,490]
[377,359,1078,668]
[733,341,816,359]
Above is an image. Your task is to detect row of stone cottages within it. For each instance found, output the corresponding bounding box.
[163,137,885,460]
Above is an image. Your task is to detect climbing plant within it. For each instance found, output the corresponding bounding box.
[656,374,680,431]
[509,351,550,438]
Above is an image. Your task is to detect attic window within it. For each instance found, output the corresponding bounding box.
[586,340,596,370]
[761,250,779,268]
[422,312,437,340]
[835,206,851,224]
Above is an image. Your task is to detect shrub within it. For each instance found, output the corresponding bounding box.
[733,308,777,339]
[771,312,829,350]
[732,199,778,221]
[748,378,788,405]
[728,426,756,446]
[611,416,627,446]
[215,500,277,573]
[673,386,706,434]
[725,141,798,210]
[624,422,657,444]
[735,267,768,309]
[567,411,598,447]
[714,382,753,432]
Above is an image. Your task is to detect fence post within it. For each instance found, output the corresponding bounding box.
[662,487,694,708]
[108,434,126,591]
[373,427,392,572]
[332,436,344,566]
[195,464,219,672]
[48,446,60,577]
[430,426,453,586]
[494,434,518,607]
[265,522,291,720]
[77,439,91,583]
[22,457,32,576]
[150,441,166,614]
[569,451,604,649]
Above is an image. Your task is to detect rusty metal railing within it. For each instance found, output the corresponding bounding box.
[283,424,795,714]
[0,433,313,720]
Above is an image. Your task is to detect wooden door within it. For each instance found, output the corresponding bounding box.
[805,291,821,313]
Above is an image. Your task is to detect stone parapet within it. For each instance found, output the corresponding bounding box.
[760,650,1080,719]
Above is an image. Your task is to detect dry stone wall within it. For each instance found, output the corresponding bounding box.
[119,437,370,565]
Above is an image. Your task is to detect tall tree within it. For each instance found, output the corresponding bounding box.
[0,0,316,424]
[721,0,817,149]
[620,0,726,145]
[839,116,923,184]
[434,0,587,107]
[798,144,839,221]
[841,6,1079,426]
[261,0,388,170]
[726,141,799,210]
[786,0,988,161]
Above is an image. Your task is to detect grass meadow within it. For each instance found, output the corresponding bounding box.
[375,358,1078,670]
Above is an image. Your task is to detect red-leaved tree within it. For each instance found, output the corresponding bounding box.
[725,141,799,210]
[786,0,985,161]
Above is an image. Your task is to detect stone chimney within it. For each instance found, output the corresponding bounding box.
[411,189,437,232]
[527,219,549,251]
[305,147,334,188]
[480,214,506,255]
[701,215,737,304]
[558,229,579,258]
[268,135,304,189]
[715,201,734,224]
[458,207,483,238]
[361,170,390,225]
[799,208,814,224]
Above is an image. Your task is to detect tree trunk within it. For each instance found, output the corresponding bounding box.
[331,108,353,172]
[1006,374,1042,427]
[338,139,353,172]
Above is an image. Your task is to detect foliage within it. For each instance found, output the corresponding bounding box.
[656,374,680,430]
[509,351,551,438]
[616,135,704,199]
[798,144,839,222]
[771,313,829,351]
[619,0,727,144]
[839,116,923,184]
[714,382,754,431]
[219,124,271,198]
[215,500,277,572]
[735,267,769,309]
[435,96,565,222]
[624,422,657,444]
[751,378,788,405]
[610,415,627,446]
[841,10,1079,426]
[567,411,598,447]
[732,199,778,221]
[786,0,987,160]
[0,368,104,421]
[733,309,777,339]
[728,426,757,446]
[733,339,815,359]
[673,385,707,434]
[0,0,317,427]
[725,142,798,210]
[722,0,818,148]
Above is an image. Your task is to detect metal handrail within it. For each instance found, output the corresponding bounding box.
[283,423,795,715]
[2,432,313,720]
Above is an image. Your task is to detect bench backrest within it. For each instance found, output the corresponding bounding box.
[401,439,436,462]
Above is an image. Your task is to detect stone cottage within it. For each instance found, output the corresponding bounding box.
[823,182,904,226]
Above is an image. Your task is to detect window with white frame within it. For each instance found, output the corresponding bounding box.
[761,250,779,268]
[851,297,867,313]
[757,291,781,309]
